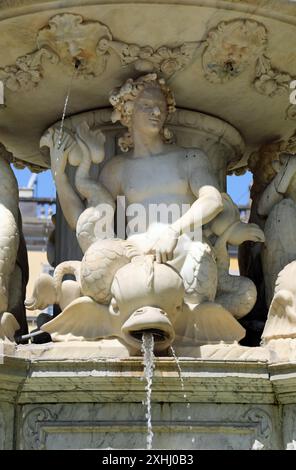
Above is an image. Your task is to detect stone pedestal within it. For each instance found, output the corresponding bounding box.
[1,344,296,450]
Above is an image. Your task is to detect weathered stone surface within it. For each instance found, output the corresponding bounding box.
[19,402,278,450]
[0,353,296,449]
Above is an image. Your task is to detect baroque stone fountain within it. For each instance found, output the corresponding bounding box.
[1,0,296,450]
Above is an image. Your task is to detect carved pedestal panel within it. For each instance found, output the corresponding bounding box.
[19,403,277,450]
[1,352,296,449]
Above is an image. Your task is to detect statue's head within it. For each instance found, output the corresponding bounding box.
[110,73,176,152]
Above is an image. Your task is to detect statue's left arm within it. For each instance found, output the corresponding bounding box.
[171,151,223,234]
[151,151,223,263]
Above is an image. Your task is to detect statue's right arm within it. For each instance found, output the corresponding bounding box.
[54,171,85,231]
[47,131,85,231]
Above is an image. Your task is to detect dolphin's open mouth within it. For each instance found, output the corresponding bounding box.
[130,328,169,343]
[121,306,175,351]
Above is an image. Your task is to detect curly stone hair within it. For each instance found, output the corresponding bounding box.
[109,73,176,152]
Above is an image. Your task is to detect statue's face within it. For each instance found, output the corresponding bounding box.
[132,86,167,136]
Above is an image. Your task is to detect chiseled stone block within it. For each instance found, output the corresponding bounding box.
[18,402,279,450]
[0,403,14,450]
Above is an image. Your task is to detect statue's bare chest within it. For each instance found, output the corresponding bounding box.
[120,154,188,202]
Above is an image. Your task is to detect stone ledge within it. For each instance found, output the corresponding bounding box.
[1,343,296,405]
[1,350,296,449]
[0,350,285,405]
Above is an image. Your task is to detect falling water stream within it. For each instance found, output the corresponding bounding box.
[170,345,195,444]
[141,332,155,450]
[57,61,79,149]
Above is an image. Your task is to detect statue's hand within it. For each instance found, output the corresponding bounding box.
[41,128,75,178]
[75,122,105,164]
[147,226,179,263]
[225,221,265,246]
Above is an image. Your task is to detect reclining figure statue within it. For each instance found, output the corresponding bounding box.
[27,74,265,353]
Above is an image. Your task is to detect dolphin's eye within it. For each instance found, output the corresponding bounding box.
[134,308,144,316]
[110,297,119,314]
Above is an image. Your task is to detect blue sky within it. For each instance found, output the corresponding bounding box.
[13,167,252,205]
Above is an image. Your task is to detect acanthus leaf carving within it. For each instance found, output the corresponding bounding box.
[0,47,58,92]
[254,55,292,97]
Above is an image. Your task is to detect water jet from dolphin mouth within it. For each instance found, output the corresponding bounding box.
[131,328,168,343]
[141,332,155,450]
[170,345,194,443]
[57,62,80,149]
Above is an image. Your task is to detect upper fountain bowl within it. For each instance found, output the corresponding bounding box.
[0,1,295,171]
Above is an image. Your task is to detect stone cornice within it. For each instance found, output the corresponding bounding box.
[2,354,296,406]
[0,1,296,26]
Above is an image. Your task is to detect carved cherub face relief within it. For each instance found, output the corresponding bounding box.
[132,86,168,137]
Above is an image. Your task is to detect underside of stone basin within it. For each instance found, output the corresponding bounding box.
[0,0,295,169]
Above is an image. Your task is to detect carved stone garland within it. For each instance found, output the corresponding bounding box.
[0,14,294,123]
[0,13,201,91]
